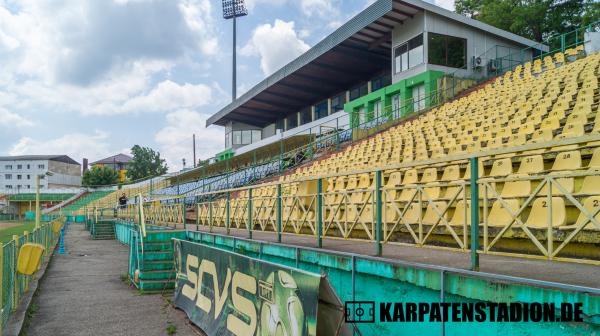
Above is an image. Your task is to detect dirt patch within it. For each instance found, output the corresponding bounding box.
[0,221,21,229]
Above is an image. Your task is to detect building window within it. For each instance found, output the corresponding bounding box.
[17,175,22,180]
[6,185,12,189]
[394,34,424,74]
[413,84,426,112]
[17,164,22,169]
[314,101,328,120]
[251,130,261,143]
[229,130,262,146]
[27,185,31,189]
[299,108,312,125]
[286,113,298,130]
[5,174,11,180]
[275,119,284,132]
[5,165,12,170]
[349,83,368,101]
[27,175,31,180]
[331,93,346,112]
[428,33,467,69]
[27,164,30,169]
[374,100,382,120]
[371,74,391,92]
[38,164,45,169]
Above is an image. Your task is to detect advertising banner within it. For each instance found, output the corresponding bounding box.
[173,239,346,336]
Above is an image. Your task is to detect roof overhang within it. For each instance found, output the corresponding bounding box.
[207,0,546,127]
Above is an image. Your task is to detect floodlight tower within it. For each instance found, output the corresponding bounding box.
[222,0,248,101]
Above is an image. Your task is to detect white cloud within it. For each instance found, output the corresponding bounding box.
[0,107,33,127]
[241,19,310,76]
[120,80,213,115]
[9,130,112,164]
[245,0,288,11]
[300,0,339,17]
[155,109,223,171]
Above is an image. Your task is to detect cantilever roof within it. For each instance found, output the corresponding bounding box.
[0,155,80,165]
[207,0,545,127]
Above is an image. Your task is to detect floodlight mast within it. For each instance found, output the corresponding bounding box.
[222,0,248,101]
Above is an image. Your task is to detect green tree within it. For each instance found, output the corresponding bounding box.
[126,145,168,181]
[455,0,600,42]
[82,166,119,186]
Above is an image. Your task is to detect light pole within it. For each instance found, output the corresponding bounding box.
[222,0,248,101]
[35,171,54,229]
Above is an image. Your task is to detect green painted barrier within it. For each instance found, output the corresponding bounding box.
[173,239,344,335]
[186,231,600,335]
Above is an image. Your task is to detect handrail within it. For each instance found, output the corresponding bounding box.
[152,133,600,200]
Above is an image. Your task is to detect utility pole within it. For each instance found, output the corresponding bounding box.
[193,134,197,168]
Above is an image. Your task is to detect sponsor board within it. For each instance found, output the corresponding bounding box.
[173,239,347,336]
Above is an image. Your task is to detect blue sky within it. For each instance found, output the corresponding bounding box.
[0,0,454,171]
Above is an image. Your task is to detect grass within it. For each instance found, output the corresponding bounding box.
[166,322,177,335]
[0,221,36,243]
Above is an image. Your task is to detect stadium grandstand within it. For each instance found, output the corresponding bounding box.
[4,1,600,335]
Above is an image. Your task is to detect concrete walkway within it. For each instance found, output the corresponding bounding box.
[191,226,600,289]
[24,224,200,336]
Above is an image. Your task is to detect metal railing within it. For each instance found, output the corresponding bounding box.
[120,134,600,266]
[1,217,64,332]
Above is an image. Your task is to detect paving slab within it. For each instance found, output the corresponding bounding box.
[24,224,201,336]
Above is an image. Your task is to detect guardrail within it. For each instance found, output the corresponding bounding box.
[1,217,64,332]
[118,134,600,266]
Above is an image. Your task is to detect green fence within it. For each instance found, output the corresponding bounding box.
[1,219,62,332]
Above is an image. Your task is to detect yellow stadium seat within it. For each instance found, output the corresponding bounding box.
[488,199,521,227]
[422,201,448,225]
[524,197,566,228]
[561,196,600,230]
[17,243,45,275]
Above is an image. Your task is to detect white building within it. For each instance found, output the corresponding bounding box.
[0,155,82,191]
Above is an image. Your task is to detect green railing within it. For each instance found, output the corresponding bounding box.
[1,218,63,332]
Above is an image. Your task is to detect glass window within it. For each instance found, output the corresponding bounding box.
[299,108,312,125]
[413,84,426,112]
[408,34,424,68]
[315,101,328,120]
[241,130,251,145]
[225,133,230,148]
[286,113,297,130]
[428,32,467,69]
[374,101,382,120]
[394,34,423,74]
[27,175,31,180]
[5,165,12,170]
[233,132,242,145]
[276,119,284,132]
[5,174,11,180]
[17,175,21,180]
[349,83,368,101]
[251,130,261,143]
[392,94,401,117]
[358,107,366,125]
[17,164,22,169]
[38,164,45,169]
[331,93,346,112]
[6,185,11,189]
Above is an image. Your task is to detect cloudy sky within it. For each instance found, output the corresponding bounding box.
[0,0,454,171]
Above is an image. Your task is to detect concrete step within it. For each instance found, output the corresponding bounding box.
[138,269,176,280]
[137,279,175,291]
[142,251,173,261]
[140,260,174,271]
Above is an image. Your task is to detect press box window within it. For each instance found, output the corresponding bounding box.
[428,33,467,69]
[299,108,312,125]
[331,94,346,112]
[315,101,328,120]
[394,34,423,74]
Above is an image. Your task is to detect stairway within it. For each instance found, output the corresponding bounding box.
[131,230,187,292]
[91,219,116,240]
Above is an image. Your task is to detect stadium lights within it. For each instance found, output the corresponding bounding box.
[221,0,248,101]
